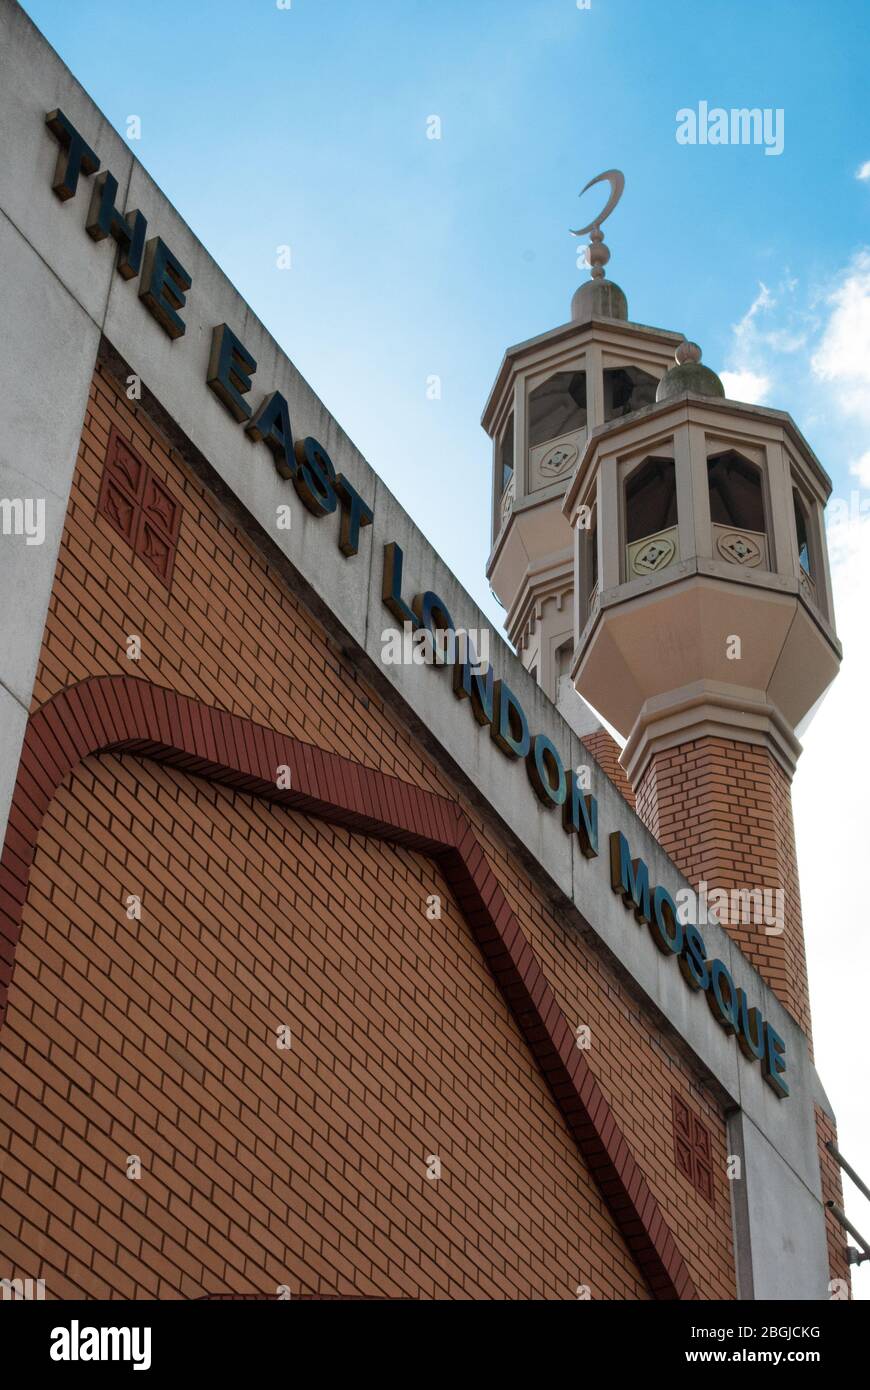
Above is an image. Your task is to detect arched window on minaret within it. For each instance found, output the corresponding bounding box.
[577,496,599,622]
[500,414,514,493]
[554,638,573,704]
[603,366,658,421]
[707,450,769,569]
[625,456,677,542]
[625,456,677,540]
[793,487,812,576]
[707,450,766,532]
[623,456,678,582]
[528,371,587,448]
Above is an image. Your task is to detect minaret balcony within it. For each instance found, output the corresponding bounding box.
[563,384,842,780]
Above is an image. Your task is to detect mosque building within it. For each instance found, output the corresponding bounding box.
[0,0,853,1300]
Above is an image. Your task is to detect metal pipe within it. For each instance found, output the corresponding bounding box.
[826,1140,870,1204]
[826,1200,870,1258]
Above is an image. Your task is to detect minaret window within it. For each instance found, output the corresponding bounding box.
[793,488,812,576]
[603,366,658,422]
[556,640,572,681]
[625,457,677,542]
[528,371,587,448]
[707,451,769,570]
[578,499,599,620]
[707,451,765,534]
[624,457,679,580]
[500,414,514,492]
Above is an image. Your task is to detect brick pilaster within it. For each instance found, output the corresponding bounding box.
[581,729,636,809]
[634,735,811,1038]
[816,1108,853,1298]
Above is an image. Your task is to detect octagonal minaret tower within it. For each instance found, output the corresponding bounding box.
[562,334,841,1031]
[482,173,681,751]
[485,178,842,1037]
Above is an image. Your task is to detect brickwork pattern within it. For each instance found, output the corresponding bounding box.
[1,754,655,1300]
[633,738,848,1295]
[579,729,636,809]
[0,675,701,1298]
[634,737,811,1037]
[815,1108,852,1298]
[0,363,737,1298]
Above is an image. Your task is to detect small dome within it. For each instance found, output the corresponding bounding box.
[656,341,724,402]
[571,278,628,323]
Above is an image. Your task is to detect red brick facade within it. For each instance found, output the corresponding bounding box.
[0,360,746,1299]
[632,738,850,1295]
[2,674,704,1298]
[816,1108,852,1296]
[634,736,811,1036]
[580,729,636,809]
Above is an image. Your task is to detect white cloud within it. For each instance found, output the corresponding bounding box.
[850,450,870,486]
[720,369,771,403]
[737,282,774,330]
[810,250,870,421]
[732,281,809,354]
[856,161,870,181]
[716,258,870,1298]
[719,277,815,405]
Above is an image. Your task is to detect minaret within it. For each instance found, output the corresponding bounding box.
[482,172,681,771]
[485,177,842,1033]
[562,330,841,1035]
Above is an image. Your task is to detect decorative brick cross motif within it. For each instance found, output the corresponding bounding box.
[97,429,181,588]
[672,1090,714,1205]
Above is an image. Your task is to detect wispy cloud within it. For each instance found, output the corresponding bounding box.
[850,450,870,486]
[810,250,870,423]
[789,262,870,1293]
[719,277,815,404]
[795,503,870,1287]
[719,369,771,403]
[856,160,870,181]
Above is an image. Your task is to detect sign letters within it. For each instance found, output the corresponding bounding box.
[42,111,788,1097]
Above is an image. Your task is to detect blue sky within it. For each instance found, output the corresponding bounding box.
[21,0,870,1294]
[21,0,870,627]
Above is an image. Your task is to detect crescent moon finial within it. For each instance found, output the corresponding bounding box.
[570,169,625,280]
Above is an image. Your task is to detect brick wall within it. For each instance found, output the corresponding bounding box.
[815,1108,852,1298]
[0,755,653,1299]
[634,736,811,1037]
[579,729,635,809]
[0,361,737,1298]
[633,737,850,1295]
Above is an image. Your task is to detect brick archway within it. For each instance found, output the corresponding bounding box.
[0,675,696,1300]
